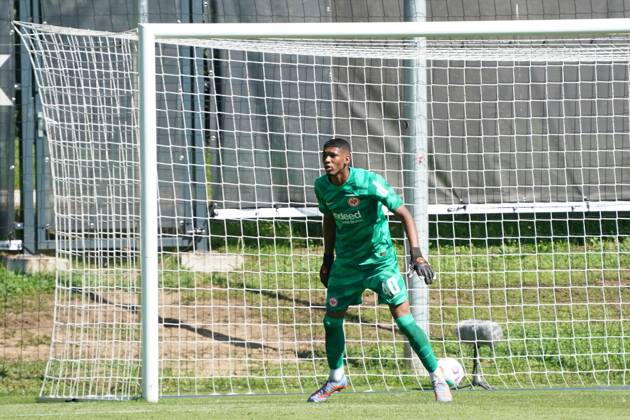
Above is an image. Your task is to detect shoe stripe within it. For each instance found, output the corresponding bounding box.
[319,385,346,396]
[311,385,346,401]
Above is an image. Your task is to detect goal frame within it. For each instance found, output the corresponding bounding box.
[138,18,630,402]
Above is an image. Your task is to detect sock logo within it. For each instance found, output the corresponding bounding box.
[328,297,338,307]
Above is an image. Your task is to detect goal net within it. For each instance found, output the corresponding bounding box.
[14,21,630,400]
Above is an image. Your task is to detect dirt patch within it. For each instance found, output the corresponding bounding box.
[16,288,324,377]
[156,291,321,376]
[0,297,54,362]
[2,286,397,379]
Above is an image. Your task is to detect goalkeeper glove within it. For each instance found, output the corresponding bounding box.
[410,247,434,285]
[320,253,334,287]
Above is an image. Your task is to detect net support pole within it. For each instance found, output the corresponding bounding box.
[139,23,159,403]
[403,0,430,373]
[138,0,148,24]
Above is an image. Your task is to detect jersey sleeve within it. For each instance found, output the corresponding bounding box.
[369,172,404,211]
[314,180,332,215]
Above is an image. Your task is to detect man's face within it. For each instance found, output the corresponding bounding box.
[322,146,350,176]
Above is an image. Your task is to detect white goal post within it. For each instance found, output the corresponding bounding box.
[14,18,630,402]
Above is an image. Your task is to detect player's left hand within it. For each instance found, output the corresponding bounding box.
[410,247,434,285]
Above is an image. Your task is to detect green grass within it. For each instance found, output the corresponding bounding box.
[0,389,629,419]
[0,361,46,397]
[0,266,55,302]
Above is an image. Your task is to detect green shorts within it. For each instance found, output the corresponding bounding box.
[325,248,408,312]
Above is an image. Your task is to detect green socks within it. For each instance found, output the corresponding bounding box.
[323,315,345,369]
[324,313,438,377]
[395,313,439,373]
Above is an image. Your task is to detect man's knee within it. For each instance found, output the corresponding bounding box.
[389,299,410,319]
[323,312,345,330]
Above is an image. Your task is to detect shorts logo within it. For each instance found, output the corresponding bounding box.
[329,297,338,307]
[347,197,360,207]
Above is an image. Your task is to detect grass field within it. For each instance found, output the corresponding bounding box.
[0,389,629,419]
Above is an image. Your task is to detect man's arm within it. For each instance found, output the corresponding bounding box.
[323,213,336,255]
[393,205,434,284]
[320,213,336,287]
[393,205,418,249]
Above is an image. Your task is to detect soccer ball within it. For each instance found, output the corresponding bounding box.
[437,357,466,386]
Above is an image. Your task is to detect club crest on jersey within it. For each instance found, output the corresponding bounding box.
[329,297,338,307]
[347,197,360,207]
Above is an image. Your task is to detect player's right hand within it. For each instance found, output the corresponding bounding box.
[320,253,334,287]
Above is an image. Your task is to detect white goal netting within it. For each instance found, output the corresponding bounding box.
[15,21,630,400]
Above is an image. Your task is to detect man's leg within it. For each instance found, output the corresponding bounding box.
[324,310,347,381]
[390,301,438,373]
[309,262,364,402]
[307,310,348,403]
[390,301,453,402]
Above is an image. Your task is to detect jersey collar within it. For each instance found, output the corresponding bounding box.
[327,166,353,187]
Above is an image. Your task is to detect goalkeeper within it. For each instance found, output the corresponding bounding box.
[308,137,452,403]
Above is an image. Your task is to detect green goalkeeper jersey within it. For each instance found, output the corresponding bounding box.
[314,167,403,264]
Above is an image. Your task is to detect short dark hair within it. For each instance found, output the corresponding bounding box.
[322,137,351,153]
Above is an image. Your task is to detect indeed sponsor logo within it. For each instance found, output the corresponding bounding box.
[334,210,362,224]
